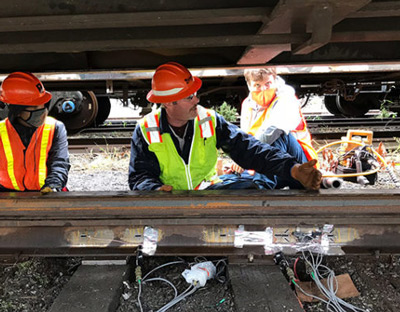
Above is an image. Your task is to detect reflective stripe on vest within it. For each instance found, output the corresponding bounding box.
[197,106,214,139]
[247,97,279,136]
[144,113,162,144]
[0,120,20,190]
[38,118,56,187]
[140,106,218,190]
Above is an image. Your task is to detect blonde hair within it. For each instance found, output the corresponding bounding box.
[243,68,277,84]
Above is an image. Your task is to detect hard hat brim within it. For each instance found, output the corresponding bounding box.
[1,91,52,106]
[147,76,202,103]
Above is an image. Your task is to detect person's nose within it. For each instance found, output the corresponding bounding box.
[261,85,268,91]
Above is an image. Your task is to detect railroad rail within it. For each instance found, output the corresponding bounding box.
[1,190,400,257]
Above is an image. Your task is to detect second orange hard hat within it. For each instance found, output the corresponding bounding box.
[147,62,202,103]
[0,72,52,106]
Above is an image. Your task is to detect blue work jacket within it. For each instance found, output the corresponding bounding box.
[129,107,298,190]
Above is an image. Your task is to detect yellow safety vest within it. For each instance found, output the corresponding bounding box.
[139,106,218,190]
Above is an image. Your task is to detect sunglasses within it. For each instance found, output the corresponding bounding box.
[185,92,197,100]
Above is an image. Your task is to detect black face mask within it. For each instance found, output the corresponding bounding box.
[22,107,47,128]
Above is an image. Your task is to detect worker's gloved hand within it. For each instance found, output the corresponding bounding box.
[291,159,322,191]
[157,185,173,192]
[40,184,61,194]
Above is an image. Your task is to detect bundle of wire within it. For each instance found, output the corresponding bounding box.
[293,249,368,312]
[136,257,227,312]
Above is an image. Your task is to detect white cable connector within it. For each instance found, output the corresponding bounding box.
[182,261,216,287]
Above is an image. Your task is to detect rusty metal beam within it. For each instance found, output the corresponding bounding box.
[0,34,309,54]
[238,0,372,63]
[1,190,400,256]
[237,45,290,65]
[0,8,270,32]
[292,4,333,55]
[331,30,400,42]
[350,1,400,18]
[0,29,397,55]
[1,189,400,223]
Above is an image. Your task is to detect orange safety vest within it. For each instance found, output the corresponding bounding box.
[243,95,319,164]
[291,108,319,163]
[0,117,56,191]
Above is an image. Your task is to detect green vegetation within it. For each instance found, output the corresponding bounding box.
[376,101,397,119]
[214,102,238,122]
[306,115,322,121]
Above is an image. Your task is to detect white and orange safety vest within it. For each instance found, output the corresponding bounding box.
[0,117,56,191]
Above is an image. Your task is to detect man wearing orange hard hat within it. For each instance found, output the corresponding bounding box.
[129,62,321,191]
[0,72,70,193]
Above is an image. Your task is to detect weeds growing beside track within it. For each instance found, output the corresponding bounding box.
[69,147,130,172]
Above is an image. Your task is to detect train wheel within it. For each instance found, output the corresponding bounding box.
[50,91,98,133]
[93,96,111,126]
[324,95,342,116]
[336,93,377,117]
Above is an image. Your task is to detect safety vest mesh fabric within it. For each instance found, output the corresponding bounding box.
[292,109,318,163]
[139,106,218,190]
[0,117,56,191]
[246,97,279,137]
[243,97,318,164]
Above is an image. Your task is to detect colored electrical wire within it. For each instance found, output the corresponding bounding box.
[317,140,383,178]
[298,248,368,312]
[137,280,143,312]
[156,285,199,312]
[136,257,225,312]
[144,277,178,298]
[142,260,186,281]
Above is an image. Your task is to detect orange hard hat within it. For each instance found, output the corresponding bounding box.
[0,72,52,106]
[147,62,202,103]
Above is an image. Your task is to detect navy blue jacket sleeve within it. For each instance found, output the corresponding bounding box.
[129,125,163,190]
[215,113,298,179]
[45,121,70,188]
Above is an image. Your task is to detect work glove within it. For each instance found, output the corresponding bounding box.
[291,159,322,191]
[40,184,61,194]
[157,185,173,192]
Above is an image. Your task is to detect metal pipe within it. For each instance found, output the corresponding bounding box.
[321,177,343,189]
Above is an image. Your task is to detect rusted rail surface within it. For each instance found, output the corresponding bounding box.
[1,190,400,256]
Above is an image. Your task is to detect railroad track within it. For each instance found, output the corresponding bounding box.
[68,115,400,152]
[1,189,400,257]
[79,116,400,134]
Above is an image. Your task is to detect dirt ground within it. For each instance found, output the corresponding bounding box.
[1,254,399,312]
[1,151,400,311]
